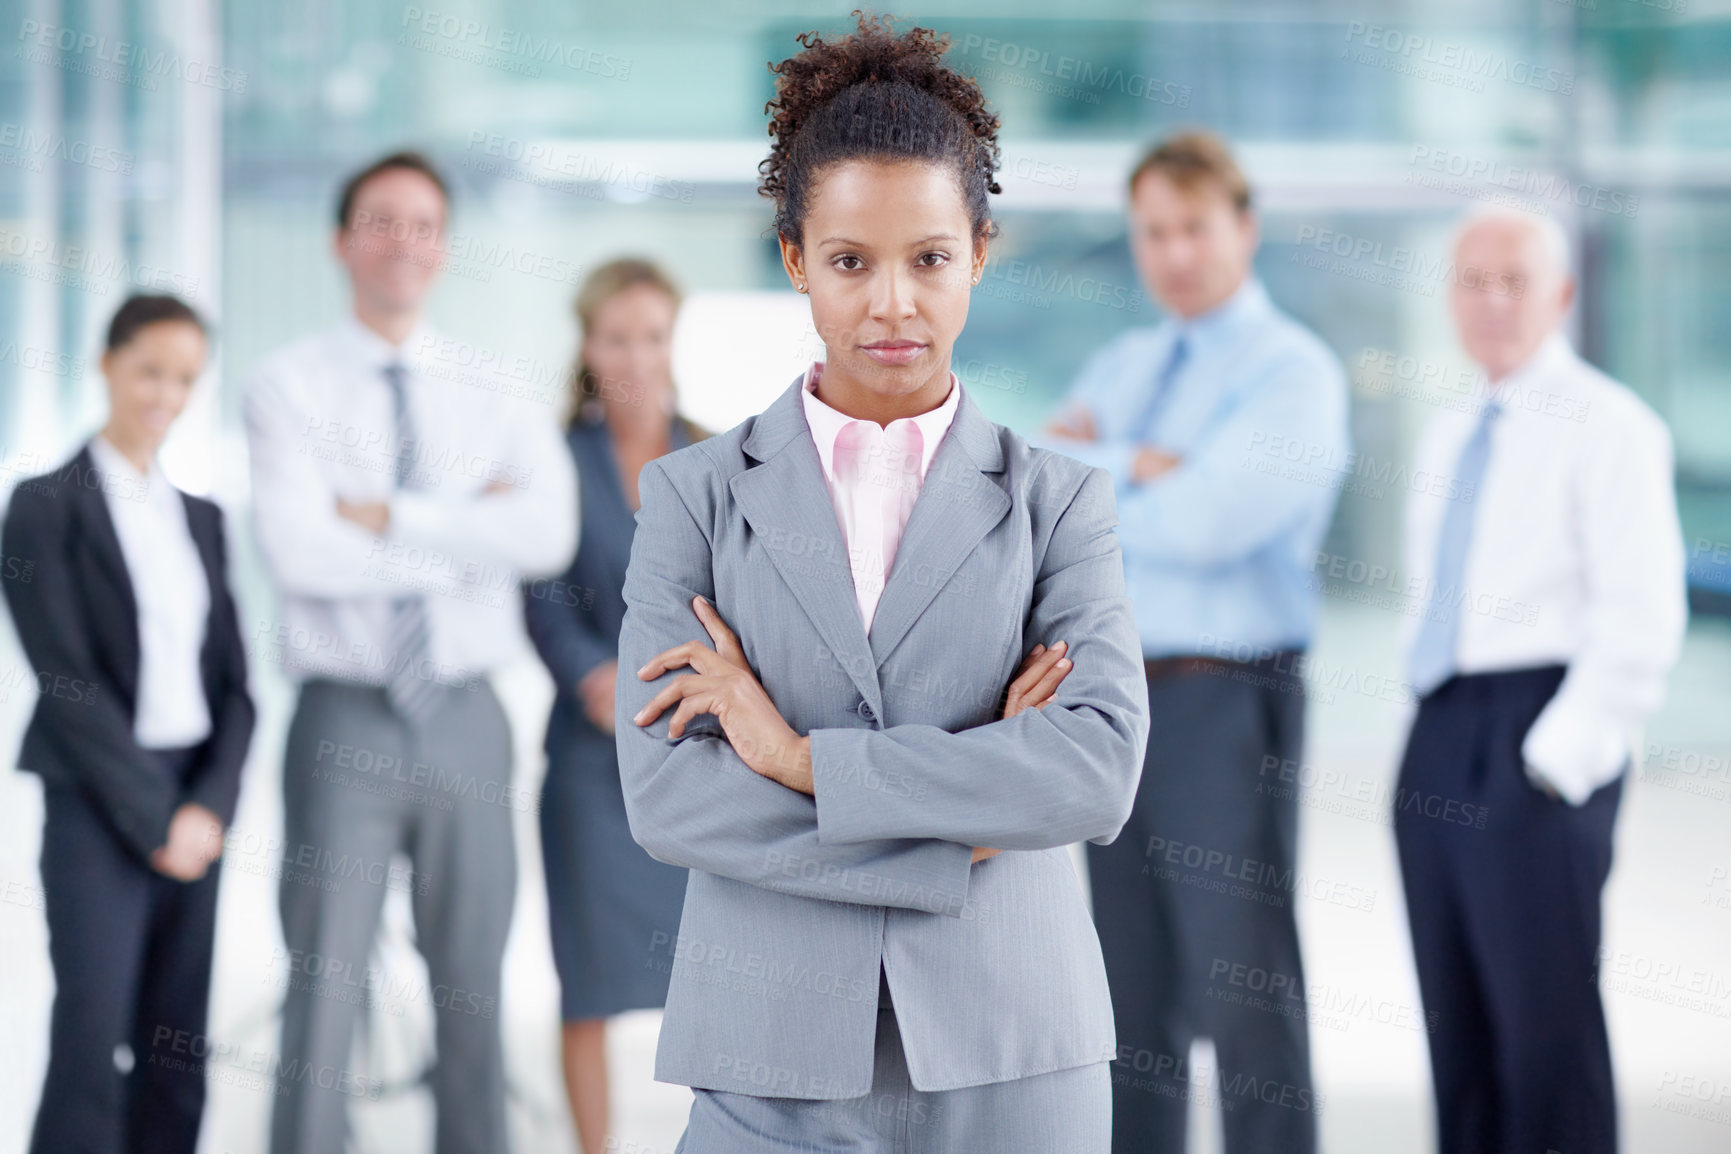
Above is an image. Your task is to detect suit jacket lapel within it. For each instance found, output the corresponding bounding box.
[68,445,139,625]
[866,384,1010,668]
[730,376,882,717]
[183,495,222,607]
[182,494,226,692]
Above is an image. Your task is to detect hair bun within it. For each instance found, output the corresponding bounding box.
[760,10,1001,243]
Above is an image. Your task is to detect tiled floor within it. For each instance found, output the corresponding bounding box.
[1,603,1727,1154]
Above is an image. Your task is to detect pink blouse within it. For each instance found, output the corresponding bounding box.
[799,360,961,635]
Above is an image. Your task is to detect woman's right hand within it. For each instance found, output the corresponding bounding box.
[974,640,1074,864]
[150,803,224,882]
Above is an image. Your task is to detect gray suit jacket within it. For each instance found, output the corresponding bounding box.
[615,373,1150,1099]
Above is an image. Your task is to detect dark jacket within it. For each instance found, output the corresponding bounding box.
[524,413,695,755]
[1,443,255,862]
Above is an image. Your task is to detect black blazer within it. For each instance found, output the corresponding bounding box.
[1,442,255,863]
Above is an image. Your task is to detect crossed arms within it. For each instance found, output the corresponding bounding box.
[613,457,1149,917]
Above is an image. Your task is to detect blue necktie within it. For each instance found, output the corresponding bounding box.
[381,361,439,724]
[1407,401,1503,696]
[1132,332,1189,440]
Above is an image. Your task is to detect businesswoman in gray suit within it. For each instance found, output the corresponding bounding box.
[524,257,706,1154]
[616,15,1150,1152]
[2,294,255,1154]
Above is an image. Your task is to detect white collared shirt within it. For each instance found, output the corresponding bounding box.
[243,316,578,685]
[1402,331,1688,802]
[799,360,960,634]
[87,433,213,748]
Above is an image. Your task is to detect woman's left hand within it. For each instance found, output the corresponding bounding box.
[633,596,814,794]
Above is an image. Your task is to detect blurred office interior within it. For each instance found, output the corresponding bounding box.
[1,2,1727,1151]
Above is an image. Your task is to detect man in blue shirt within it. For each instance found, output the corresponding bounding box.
[1039,132,1349,1154]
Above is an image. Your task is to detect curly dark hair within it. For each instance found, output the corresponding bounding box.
[759,10,1002,248]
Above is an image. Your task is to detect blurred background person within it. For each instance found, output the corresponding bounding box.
[1,294,255,1154]
[1395,206,1687,1154]
[242,151,576,1154]
[1037,131,1349,1154]
[523,257,706,1154]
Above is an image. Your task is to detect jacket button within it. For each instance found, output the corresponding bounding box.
[857,699,876,721]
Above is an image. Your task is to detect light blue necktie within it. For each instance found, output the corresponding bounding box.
[1407,400,1503,696]
[381,361,440,724]
[1132,331,1189,439]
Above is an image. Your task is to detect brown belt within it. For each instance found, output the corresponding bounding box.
[1143,656,1241,680]
[1144,649,1304,681]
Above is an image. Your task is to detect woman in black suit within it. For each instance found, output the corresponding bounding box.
[1,294,255,1154]
[523,258,706,1154]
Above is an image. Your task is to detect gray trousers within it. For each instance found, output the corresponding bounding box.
[674,982,1111,1153]
[269,678,516,1154]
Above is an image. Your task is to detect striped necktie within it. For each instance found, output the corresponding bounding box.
[381,361,440,724]
[1133,331,1189,439]
[1407,400,1504,697]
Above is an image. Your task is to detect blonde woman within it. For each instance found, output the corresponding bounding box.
[524,258,708,1153]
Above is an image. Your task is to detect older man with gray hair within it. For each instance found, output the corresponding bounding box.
[1395,205,1687,1154]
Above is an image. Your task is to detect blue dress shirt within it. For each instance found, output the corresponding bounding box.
[1032,277,1350,658]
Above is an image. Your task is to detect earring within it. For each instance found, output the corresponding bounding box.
[797,282,807,293]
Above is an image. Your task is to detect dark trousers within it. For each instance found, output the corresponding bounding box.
[1087,656,1316,1154]
[1396,666,1622,1154]
[31,744,219,1154]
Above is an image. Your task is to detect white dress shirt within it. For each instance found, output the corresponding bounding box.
[87,433,213,748]
[243,316,578,685]
[1402,331,1688,804]
[799,360,960,634]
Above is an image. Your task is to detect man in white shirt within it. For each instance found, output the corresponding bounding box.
[1396,205,1687,1154]
[244,152,577,1154]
